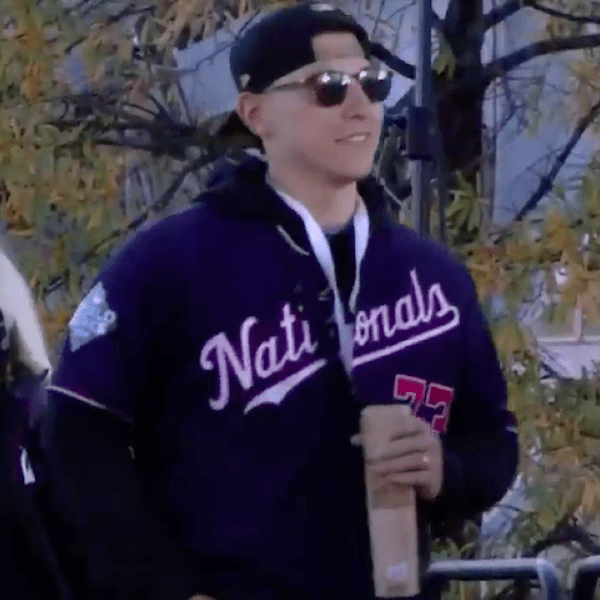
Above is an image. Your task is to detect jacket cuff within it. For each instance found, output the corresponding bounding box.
[417,440,465,525]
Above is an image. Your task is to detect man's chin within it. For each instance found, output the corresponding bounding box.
[329,165,374,185]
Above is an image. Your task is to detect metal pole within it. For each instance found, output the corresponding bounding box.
[426,558,565,600]
[572,556,600,600]
[411,0,433,236]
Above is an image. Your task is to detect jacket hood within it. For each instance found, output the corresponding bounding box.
[200,152,394,228]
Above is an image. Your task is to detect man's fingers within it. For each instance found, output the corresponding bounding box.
[370,470,429,493]
[389,420,425,441]
[366,435,430,463]
[384,471,430,487]
[369,451,429,475]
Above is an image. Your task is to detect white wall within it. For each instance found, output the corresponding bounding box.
[541,343,600,379]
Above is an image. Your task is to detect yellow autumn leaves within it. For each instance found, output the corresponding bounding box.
[1,1,54,105]
[443,156,600,540]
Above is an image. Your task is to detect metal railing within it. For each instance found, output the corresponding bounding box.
[572,556,600,600]
[425,558,564,600]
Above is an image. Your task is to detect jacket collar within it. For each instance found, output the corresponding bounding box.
[202,153,395,234]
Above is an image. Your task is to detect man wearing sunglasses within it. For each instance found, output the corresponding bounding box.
[42,4,518,600]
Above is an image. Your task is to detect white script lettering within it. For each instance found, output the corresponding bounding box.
[199,303,318,410]
[353,269,460,367]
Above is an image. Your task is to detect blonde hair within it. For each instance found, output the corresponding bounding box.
[0,249,51,383]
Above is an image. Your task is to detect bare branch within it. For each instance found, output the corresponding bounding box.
[514,96,600,221]
[48,92,209,158]
[370,0,388,39]
[42,151,218,298]
[65,5,154,53]
[92,138,176,153]
[80,0,113,17]
[87,151,216,251]
[527,517,600,556]
[483,0,600,31]
[483,34,600,87]
[119,101,161,118]
[483,0,522,31]
[528,2,600,23]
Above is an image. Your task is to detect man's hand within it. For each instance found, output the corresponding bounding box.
[365,413,444,501]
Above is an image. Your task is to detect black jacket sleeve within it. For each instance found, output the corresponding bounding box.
[41,392,201,600]
[39,225,204,600]
[418,276,519,526]
[419,426,518,526]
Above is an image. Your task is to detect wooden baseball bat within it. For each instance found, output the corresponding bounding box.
[360,404,420,598]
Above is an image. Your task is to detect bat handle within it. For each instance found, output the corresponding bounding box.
[360,404,420,598]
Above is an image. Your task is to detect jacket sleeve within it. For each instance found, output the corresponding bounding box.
[419,273,519,526]
[42,230,201,600]
[41,394,200,600]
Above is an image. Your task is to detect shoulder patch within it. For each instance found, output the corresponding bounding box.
[69,282,117,352]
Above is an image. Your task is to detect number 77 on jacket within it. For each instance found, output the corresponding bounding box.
[393,375,454,434]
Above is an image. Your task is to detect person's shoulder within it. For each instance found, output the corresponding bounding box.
[106,203,215,268]
[135,202,213,243]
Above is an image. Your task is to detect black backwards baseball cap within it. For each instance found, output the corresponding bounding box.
[219,2,372,142]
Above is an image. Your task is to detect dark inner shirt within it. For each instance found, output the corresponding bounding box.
[325,219,356,319]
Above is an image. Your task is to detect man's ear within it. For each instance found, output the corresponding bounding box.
[235,92,267,139]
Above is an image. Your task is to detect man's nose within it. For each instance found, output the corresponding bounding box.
[343,78,372,114]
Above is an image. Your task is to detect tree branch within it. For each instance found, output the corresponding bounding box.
[65,5,154,53]
[49,92,212,159]
[86,151,216,251]
[514,96,600,221]
[483,0,600,31]
[483,34,600,87]
[528,520,600,555]
[483,0,522,31]
[42,151,218,298]
[528,2,600,23]
[92,138,180,153]
[370,42,416,79]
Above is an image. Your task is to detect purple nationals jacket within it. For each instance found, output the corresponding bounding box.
[43,154,518,600]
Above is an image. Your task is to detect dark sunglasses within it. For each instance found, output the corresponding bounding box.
[265,67,392,107]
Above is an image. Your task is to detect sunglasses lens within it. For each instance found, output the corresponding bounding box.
[313,73,348,107]
[360,70,392,102]
[310,70,392,107]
